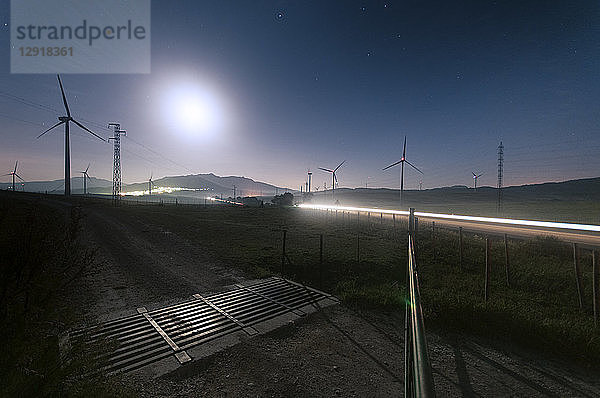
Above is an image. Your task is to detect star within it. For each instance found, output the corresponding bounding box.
[276,11,284,21]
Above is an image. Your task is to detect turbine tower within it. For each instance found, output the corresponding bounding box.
[307,169,312,192]
[108,123,126,200]
[37,75,105,196]
[3,161,24,191]
[497,141,504,213]
[472,172,483,190]
[382,136,422,208]
[79,163,91,195]
[148,173,153,196]
[318,160,345,202]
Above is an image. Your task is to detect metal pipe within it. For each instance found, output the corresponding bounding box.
[406,233,436,397]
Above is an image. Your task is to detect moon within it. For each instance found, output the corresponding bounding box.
[163,81,226,138]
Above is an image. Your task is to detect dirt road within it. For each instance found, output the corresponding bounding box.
[69,201,600,397]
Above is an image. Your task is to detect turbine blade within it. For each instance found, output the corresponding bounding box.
[318,167,333,173]
[472,172,477,177]
[72,119,105,141]
[1,173,12,176]
[85,163,90,173]
[405,160,423,174]
[334,160,346,172]
[14,160,18,173]
[334,173,338,183]
[57,74,71,117]
[477,173,483,178]
[15,174,25,182]
[382,160,402,171]
[402,136,407,159]
[37,120,65,139]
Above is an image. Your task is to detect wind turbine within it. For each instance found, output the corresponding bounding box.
[382,136,422,208]
[3,161,24,191]
[79,163,91,195]
[37,75,105,196]
[318,160,345,202]
[472,172,483,190]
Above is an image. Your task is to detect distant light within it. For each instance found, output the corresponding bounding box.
[298,203,600,233]
[121,186,207,196]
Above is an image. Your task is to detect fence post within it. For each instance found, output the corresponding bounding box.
[485,237,491,302]
[409,208,415,238]
[431,221,436,261]
[594,250,598,327]
[319,234,324,289]
[356,234,360,263]
[357,211,360,228]
[459,227,463,268]
[504,234,511,287]
[380,212,383,225]
[573,243,584,310]
[281,230,287,277]
[393,214,396,231]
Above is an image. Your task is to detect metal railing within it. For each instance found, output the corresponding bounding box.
[405,208,436,397]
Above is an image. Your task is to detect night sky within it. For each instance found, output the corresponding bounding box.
[1,1,599,190]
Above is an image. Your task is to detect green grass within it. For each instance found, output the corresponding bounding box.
[89,200,600,368]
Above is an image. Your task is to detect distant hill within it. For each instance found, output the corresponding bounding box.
[110,173,283,197]
[311,177,600,205]
[0,176,112,194]
[309,177,600,223]
[5,173,600,204]
[1,173,285,196]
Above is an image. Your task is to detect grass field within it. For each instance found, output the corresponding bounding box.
[95,200,600,368]
[2,192,599,394]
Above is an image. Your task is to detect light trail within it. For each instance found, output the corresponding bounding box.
[298,203,600,233]
[208,197,243,206]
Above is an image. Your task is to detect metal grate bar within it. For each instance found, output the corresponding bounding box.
[193,294,258,335]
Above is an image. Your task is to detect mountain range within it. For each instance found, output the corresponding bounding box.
[0,173,284,197]
[2,173,600,203]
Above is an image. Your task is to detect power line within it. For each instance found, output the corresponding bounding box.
[124,135,196,174]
